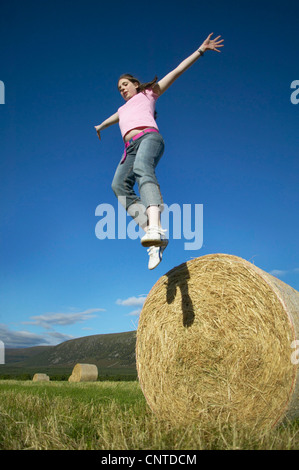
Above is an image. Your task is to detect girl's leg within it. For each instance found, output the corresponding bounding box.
[146,205,161,228]
[133,133,165,212]
[133,133,167,246]
[111,152,148,230]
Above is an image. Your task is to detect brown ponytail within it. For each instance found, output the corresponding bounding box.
[118,74,158,93]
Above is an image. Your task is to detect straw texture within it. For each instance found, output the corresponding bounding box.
[136,254,299,428]
[32,373,50,382]
[68,363,98,382]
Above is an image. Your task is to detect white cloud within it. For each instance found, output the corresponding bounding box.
[0,307,106,349]
[0,324,53,348]
[270,268,299,278]
[23,308,105,329]
[116,295,147,320]
[270,269,287,277]
[116,296,147,307]
[46,331,74,342]
[125,309,142,317]
[0,323,78,349]
[0,308,105,348]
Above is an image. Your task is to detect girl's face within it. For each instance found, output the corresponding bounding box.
[118,78,139,101]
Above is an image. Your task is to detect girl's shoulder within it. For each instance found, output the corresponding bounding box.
[143,87,159,100]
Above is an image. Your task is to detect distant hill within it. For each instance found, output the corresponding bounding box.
[0,331,137,379]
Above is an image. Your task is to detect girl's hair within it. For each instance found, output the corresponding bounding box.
[118,74,158,119]
[118,74,158,93]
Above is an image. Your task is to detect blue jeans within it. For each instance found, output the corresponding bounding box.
[111,132,165,229]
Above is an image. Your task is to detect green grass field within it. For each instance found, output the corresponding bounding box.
[0,380,298,450]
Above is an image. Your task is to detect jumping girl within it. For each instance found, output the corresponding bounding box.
[95,33,224,270]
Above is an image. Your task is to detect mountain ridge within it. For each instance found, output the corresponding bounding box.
[1,331,137,377]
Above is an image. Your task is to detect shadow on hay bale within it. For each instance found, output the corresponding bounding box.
[68,363,98,383]
[166,262,195,328]
[136,253,299,429]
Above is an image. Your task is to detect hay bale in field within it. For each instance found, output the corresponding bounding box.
[68,363,98,382]
[136,253,299,429]
[32,373,50,382]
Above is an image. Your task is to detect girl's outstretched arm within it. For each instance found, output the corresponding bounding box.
[153,33,224,96]
[94,112,119,141]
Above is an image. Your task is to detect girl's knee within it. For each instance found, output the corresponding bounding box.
[133,161,150,180]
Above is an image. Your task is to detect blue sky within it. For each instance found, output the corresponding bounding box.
[0,0,298,348]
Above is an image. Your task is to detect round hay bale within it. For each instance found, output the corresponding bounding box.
[68,363,98,382]
[32,373,50,382]
[136,254,299,428]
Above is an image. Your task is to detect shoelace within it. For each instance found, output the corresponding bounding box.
[147,246,160,255]
[146,226,167,236]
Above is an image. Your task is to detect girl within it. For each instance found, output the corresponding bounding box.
[95,33,224,270]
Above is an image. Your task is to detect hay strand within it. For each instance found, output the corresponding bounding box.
[136,254,299,429]
[68,363,98,382]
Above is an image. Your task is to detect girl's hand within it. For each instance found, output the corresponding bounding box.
[200,33,224,53]
[94,125,101,141]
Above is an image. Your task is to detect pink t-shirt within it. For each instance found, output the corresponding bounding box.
[118,88,159,139]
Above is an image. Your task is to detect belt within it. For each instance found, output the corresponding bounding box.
[120,128,159,164]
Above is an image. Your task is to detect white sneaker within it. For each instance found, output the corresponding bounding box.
[141,226,167,247]
[147,239,168,270]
